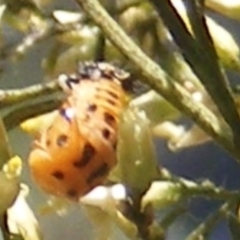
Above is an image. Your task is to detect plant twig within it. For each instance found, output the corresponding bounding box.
[0,213,11,240]
[160,168,240,201]
[0,114,14,240]
[0,117,11,168]
[0,14,84,64]
[186,200,237,240]
[0,81,60,109]
[152,0,240,142]
[3,99,61,131]
[75,0,240,161]
[0,21,52,61]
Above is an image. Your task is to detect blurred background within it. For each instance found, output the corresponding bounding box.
[1,0,240,239]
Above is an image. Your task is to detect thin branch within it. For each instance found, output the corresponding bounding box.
[160,168,240,201]
[186,200,237,240]
[0,117,12,167]
[0,14,85,64]
[0,213,11,240]
[0,81,60,109]
[180,181,239,201]
[152,0,240,141]
[3,99,61,131]
[75,0,240,161]
[0,21,53,61]
[186,0,240,137]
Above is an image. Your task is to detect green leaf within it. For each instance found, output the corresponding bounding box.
[110,106,159,194]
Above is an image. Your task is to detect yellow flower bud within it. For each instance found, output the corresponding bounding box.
[20,111,57,135]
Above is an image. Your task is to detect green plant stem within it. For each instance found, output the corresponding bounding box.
[160,168,240,201]
[0,14,84,64]
[75,0,240,161]
[186,200,237,240]
[0,213,11,240]
[0,81,60,109]
[0,117,11,168]
[180,180,239,200]
[3,99,61,131]
[0,115,17,240]
[152,0,240,142]
[112,0,143,15]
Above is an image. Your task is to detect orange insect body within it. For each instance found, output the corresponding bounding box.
[28,62,128,201]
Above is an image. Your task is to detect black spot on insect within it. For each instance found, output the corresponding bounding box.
[107,91,119,99]
[46,139,51,146]
[73,143,95,168]
[101,74,115,81]
[66,77,80,89]
[102,128,110,139]
[107,99,116,106]
[78,62,99,79]
[87,104,97,112]
[104,112,115,127]
[52,171,64,180]
[59,108,66,117]
[113,141,117,150]
[66,189,78,198]
[57,135,68,147]
[87,162,109,184]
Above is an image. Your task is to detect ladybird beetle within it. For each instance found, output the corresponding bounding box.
[28,62,130,201]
